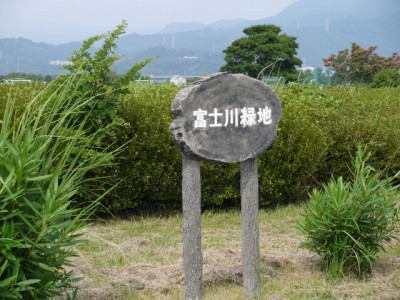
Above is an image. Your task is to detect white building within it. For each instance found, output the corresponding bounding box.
[170,75,186,86]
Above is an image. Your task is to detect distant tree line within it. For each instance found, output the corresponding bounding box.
[220,25,400,87]
[4,27,400,87]
[0,72,54,82]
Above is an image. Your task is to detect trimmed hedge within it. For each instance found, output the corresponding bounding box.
[1,83,399,212]
[103,83,182,211]
[103,83,400,212]
[0,82,45,120]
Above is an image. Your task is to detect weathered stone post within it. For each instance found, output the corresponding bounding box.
[241,158,260,296]
[182,154,202,299]
[170,73,281,299]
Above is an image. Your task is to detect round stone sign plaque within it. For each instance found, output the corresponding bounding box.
[170,73,281,163]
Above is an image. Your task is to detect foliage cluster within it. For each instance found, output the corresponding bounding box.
[0,82,44,121]
[0,76,114,298]
[220,24,302,80]
[103,83,181,211]
[59,20,152,146]
[0,22,153,298]
[1,83,399,213]
[100,83,400,212]
[51,21,152,205]
[324,43,400,84]
[371,68,400,88]
[299,147,399,278]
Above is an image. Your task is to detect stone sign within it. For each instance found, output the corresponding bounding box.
[170,73,281,300]
[170,73,281,163]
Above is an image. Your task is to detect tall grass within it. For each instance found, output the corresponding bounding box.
[0,75,114,298]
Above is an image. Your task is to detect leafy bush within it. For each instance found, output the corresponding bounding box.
[299,147,399,278]
[97,84,400,212]
[323,43,400,84]
[104,83,182,211]
[106,83,244,211]
[60,20,152,143]
[258,84,333,205]
[2,83,400,212]
[371,68,400,88]
[0,82,44,121]
[0,76,114,298]
[320,86,400,181]
[55,21,153,206]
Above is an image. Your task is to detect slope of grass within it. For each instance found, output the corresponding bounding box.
[70,205,400,299]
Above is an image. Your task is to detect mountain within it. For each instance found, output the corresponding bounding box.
[258,0,400,66]
[264,0,400,29]
[0,38,81,75]
[159,22,207,34]
[208,19,249,30]
[287,11,400,66]
[1,0,399,76]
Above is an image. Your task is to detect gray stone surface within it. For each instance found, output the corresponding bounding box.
[182,154,202,299]
[170,73,281,163]
[241,158,260,297]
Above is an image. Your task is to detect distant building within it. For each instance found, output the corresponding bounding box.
[49,60,72,66]
[298,66,315,72]
[4,79,32,84]
[183,56,198,60]
[170,75,186,86]
[135,79,154,85]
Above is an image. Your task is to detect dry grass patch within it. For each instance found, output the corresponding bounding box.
[70,205,400,299]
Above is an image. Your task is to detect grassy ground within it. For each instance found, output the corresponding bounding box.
[71,205,400,299]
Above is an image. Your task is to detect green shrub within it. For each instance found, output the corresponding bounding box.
[0,75,114,298]
[298,147,399,278]
[99,84,400,212]
[55,21,153,206]
[320,86,400,181]
[258,84,333,205]
[371,69,400,88]
[2,83,400,213]
[60,20,152,141]
[107,83,244,211]
[104,83,182,211]
[0,82,44,121]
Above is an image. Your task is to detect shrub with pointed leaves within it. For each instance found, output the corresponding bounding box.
[0,72,115,298]
[299,147,399,278]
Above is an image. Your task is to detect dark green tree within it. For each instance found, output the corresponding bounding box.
[220,24,302,79]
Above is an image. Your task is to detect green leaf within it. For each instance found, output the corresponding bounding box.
[26,174,53,182]
[0,268,18,288]
[0,260,20,287]
[0,260,8,277]
[16,279,41,286]
[31,261,53,272]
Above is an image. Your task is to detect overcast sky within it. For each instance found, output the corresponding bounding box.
[0,0,296,44]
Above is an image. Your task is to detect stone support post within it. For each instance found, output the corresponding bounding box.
[182,154,202,300]
[241,158,260,297]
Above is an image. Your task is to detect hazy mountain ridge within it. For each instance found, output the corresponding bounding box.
[0,0,399,76]
[160,22,207,34]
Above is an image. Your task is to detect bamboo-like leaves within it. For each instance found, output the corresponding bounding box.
[0,74,115,298]
[299,146,399,278]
